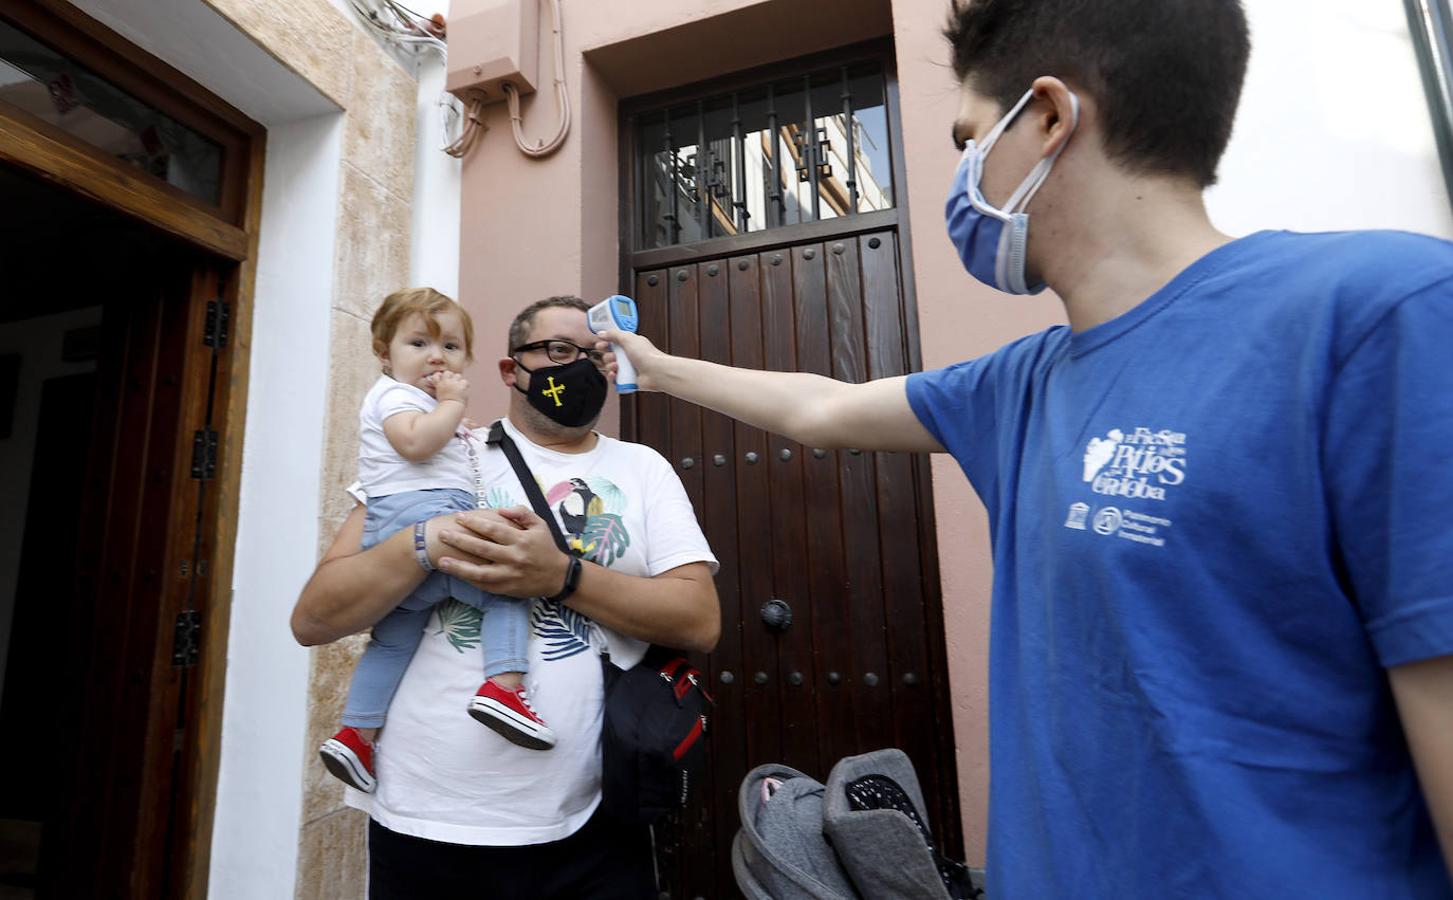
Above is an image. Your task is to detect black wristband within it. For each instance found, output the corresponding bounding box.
[548,555,582,602]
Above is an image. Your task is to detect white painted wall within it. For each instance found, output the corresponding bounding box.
[1208,0,1453,239]
[0,307,102,698]
[327,0,461,295]
[412,42,463,297]
[210,112,344,900]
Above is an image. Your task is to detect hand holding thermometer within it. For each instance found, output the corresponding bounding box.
[587,294,639,393]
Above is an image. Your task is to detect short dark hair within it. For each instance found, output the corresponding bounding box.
[508,295,589,352]
[945,0,1250,188]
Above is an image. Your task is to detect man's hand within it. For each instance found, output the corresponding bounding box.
[436,507,571,599]
[437,505,721,652]
[595,330,663,391]
[428,370,470,404]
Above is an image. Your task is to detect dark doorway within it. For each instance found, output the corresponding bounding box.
[622,44,961,899]
[0,4,262,894]
[0,163,225,898]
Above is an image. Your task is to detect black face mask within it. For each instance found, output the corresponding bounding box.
[513,357,608,428]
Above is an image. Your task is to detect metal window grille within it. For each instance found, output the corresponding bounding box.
[634,61,894,250]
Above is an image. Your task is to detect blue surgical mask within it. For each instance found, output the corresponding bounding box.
[945,88,1080,295]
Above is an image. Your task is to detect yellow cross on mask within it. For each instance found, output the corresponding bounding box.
[541,376,567,407]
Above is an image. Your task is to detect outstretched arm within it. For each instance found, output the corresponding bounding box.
[599,330,944,453]
[1390,654,1453,879]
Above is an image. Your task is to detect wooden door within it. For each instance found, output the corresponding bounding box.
[65,262,228,900]
[0,242,231,898]
[629,229,960,897]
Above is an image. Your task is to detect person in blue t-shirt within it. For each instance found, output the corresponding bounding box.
[597,1,1453,896]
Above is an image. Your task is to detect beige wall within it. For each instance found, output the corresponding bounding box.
[454,0,1057,864]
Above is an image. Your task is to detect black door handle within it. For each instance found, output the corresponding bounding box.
[760,598,792,632]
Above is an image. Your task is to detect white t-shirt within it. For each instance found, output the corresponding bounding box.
[344,416,718,845]
[357,374,473,497]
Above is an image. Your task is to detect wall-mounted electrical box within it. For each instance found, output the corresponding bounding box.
[445,0,539,103]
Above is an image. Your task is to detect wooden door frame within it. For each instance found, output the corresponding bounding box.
[616,37,963,861]
[0,2,264,896]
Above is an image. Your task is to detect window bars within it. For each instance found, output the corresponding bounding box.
[635,61,893,249]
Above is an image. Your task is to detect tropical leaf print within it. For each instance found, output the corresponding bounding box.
[484,486,515,510]
[584,477,625,514]
[435,599,482,653]
[531,600,592,661]
[581,513,630,567]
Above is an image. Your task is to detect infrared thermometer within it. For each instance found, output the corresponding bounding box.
[587,294,639,393]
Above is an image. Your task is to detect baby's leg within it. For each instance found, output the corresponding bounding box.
[341,605,432,730]
[451,581,530,684]
[462,588,555,749]
[482,595,531,690]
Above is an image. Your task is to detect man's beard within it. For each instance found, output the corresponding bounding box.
[513,391,599,441]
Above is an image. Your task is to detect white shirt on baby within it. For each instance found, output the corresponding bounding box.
[357,374,474,497]
[344,416,718,845]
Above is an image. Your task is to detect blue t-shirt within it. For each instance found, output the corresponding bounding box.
[907,230,1453,899]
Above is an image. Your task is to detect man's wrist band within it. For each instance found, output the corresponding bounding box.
[413,521,434,573]
[548,555,582,602]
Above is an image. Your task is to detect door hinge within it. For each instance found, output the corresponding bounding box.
[172,610,201,667]
[204,299,230,349]
[190,428,218,480]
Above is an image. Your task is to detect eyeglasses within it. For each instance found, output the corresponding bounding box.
[511,339,604,365]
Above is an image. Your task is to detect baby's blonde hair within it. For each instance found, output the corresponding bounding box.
[371,287,474,362]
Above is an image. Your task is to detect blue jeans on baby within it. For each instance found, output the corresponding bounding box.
[341,488,529,729]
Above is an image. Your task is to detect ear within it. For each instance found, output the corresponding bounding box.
[376,348,391,375]
[1029,76,1081,159]
[499,356,521,388]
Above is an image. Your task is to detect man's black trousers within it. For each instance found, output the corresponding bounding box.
[367,807,656,899]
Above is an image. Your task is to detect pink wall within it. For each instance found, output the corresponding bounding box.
[887,0,1067,861]
[455,0,1061,864]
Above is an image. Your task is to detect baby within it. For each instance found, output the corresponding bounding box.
[319,287,553,794]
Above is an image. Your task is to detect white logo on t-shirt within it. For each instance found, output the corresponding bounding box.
[1064,502,1090,530]
[1083,429,1124,481]
[1070,426,1185,548]
[1093,506,1123,535]
[1084,426,1187,502]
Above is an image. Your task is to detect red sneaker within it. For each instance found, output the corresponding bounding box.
[320,726,377,792]
[468,679,557,750]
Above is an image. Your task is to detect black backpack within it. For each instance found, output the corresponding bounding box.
[600,644,712,824]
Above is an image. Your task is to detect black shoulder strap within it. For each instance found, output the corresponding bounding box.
[486,420,574,556]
